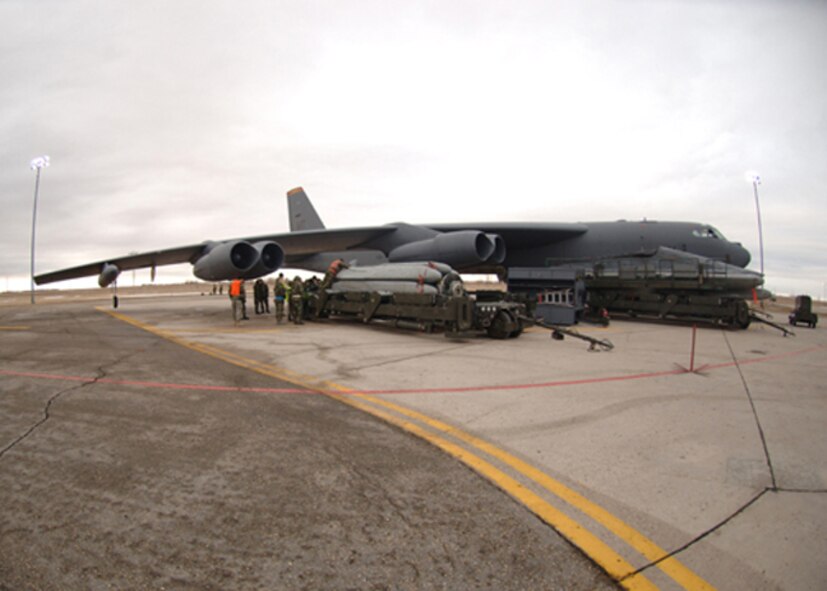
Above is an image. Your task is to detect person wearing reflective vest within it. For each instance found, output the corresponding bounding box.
[229,278,249,324]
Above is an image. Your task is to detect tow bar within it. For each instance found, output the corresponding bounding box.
[521,316,615,352]
[749,309,796,337]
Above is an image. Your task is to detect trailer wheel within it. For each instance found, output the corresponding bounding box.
[487,310,517,339]
[734,300,751,329]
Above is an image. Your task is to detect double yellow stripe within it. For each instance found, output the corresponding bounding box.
[350,393,715,591]
[332,391,656,590]
[102,308,715,590]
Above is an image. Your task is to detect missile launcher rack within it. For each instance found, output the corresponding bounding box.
[306,262,525,339]
[507,249,763,329]
[311,289,524,338]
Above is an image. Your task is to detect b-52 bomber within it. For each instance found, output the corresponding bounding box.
[35,187,763,326]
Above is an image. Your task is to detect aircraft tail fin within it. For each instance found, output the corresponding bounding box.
[287,187,325,231]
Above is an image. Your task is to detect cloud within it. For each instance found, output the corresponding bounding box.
[1,0,825,295]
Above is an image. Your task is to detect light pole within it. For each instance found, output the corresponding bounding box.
[30,155,50,304]
[745,171,764,276]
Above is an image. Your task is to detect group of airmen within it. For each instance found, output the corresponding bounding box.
[226,260,349,326]
[227,273,319,326]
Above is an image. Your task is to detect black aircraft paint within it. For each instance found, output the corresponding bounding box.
[281,187,751,273]
[34,186,753,288]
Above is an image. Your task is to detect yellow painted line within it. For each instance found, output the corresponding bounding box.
[355,395,715,591]
[100,307,714,590]
[100,308,339,391]
[329,390,657,591]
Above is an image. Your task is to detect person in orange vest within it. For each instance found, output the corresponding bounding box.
[321,258,349,291]
[229,278,249,324]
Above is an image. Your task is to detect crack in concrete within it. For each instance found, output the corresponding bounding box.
[0,374,100,461]
[721,331,778,490]
[776,486,827,494]
[0,349,141,462]
[340,343,474,373]
[626,329,824,582]
[627,488,769,582]
[630,484,827,584]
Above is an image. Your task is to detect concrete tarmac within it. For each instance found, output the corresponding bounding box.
[0,299,615,590]
[2,293,826,590]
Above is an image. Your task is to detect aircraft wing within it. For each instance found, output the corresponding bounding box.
[425,222,588,248]
[34,226,395,285]
[34,244,206,285]
[240,226,394,256]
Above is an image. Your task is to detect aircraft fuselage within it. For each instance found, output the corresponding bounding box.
[297,219,752,274]
[499,221,751,269]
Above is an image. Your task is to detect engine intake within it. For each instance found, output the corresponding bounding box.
[486,234,506,264]
[192,240,284,281]
[193,241,258,281]
[240,241,285,279]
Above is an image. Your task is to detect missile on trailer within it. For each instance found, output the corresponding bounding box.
[335,263,448,284]
[329,280,439,295]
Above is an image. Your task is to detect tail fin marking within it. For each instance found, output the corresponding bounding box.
[287,187,325,231]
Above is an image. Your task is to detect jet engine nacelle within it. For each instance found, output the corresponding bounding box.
[240,241,285,279]
[486,233,506,264]
[192,240,284,281]
[98,263,120,287]
[193,241,256,281]
[388,231,505,268]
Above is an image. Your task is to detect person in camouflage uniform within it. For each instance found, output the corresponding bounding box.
[253,279,266,314]
[273,273,288,323]
[290,276,305,325]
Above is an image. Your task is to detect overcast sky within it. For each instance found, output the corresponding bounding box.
[2,0,825,295]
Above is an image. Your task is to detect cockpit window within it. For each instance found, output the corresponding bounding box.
[692,226,725,239]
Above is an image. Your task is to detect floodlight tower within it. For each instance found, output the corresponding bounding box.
[745,171,764,276]
[29,155,50,304]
